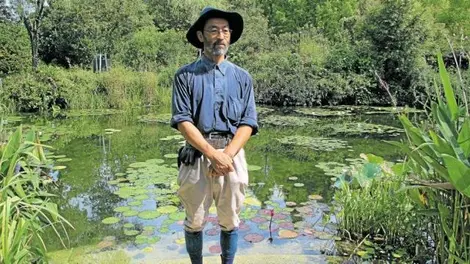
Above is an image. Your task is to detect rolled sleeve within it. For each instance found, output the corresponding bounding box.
[239,76,259,135]
[170,72,193,130]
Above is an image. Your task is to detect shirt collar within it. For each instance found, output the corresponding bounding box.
[200,55,229,76]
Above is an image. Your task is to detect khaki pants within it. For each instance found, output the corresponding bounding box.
[177,148,248,232]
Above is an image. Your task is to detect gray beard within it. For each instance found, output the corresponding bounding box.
[204,42,229,56]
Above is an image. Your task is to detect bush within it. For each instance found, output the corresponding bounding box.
[1,65,171,112]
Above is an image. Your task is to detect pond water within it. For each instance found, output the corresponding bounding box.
[4,106,417,263]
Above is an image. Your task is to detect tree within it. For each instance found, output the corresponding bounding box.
[147,0,228,31]
[364,0,431,105]
[15,0,49,71]
[40,0,153,67]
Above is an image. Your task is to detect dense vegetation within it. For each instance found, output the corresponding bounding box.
[0,0,469,113]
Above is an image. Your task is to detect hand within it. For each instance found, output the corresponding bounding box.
[207,150,234,176]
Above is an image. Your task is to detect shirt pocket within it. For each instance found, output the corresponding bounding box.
[226,96,242,124]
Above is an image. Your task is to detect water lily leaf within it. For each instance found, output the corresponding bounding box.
[164,153,178,159]
[123,223,134,228]
[251,217,268,223]
[209,244,222,254]
[288,177,298,181]
[53,165,67,170]
[168,212,185,221]
[156,205,178,214]
[123,210,139,217]
[115,172,126,177]
[293,183,304,188]
[247,165,262,171]
[244,233,264,243]
[56,158,72,162]
[128,200,142,206]
[143,226,155,232]
[102,217,120,225]
[159,226,170,233]
[114,206,131,213]
[129,162,148,168]
[175,237,185,245]
[308,194,323,200]
[285,201,297,207]
[278,229,298,239]
[134,194,150,201]
[143,247,153,253]
[124,229,140,236]
[205,228,220,236]
[244,197,262,207]
[138,210,161,220]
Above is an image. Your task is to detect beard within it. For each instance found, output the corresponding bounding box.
[203,37,229,56]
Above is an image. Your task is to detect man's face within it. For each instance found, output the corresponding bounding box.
[198,18,231,56]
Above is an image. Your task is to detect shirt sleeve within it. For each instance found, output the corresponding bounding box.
[170,72,193,130]
[239,75,259,135]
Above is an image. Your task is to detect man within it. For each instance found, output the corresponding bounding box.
[170,6,258,264]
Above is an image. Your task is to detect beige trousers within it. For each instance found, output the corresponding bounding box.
[177,148,248,232]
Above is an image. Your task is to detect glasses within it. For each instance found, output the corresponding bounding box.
[204,28,232,38]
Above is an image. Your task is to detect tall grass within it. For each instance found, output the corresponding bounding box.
[0,125,72,263]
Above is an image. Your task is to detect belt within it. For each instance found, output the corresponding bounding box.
[203,132,232,149]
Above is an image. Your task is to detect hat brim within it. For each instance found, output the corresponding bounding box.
[186,9,243,49]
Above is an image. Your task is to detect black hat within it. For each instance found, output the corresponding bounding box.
[186,7,244,49]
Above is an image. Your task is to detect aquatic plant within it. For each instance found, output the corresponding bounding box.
[0,126,72,263]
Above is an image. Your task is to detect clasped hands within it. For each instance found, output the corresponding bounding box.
[207,150,235,177]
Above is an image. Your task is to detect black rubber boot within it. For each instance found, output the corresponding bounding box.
[220,255,234,264]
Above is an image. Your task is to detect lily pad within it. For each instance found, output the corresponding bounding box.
[208,244,222,254]
[53,165,67,170]
[205,228,220,236]
[278,136,350,151]
[114,206,131,213]
[288,177,298,181]
[102,217,120,225]
[56,158,72,162]
[244,197,262,207]
[123,210,139,217]
[244,233,264,243]
[128,200,142,206]
[168,212,185,221]
[285,201,297,207]
[138,210,161,220]
[164,153,179,159]
[123,223,134,228]
[156,205,178,214]
[278,229,299,239]
[124,229,140,236]
[308,194,323,200]
[293,183,304,188]
[247,165,262,171]
[134,194,150,201]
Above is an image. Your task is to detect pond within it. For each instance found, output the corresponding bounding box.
[3,106,417,263]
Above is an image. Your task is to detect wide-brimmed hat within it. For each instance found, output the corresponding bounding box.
[186,7,244,49]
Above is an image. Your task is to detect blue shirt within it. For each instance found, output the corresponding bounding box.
[170,56,258,135]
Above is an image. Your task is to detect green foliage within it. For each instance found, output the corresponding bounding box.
[40,0,153,67]
[333,156,428,261]
[363,0,432,106]
[2,65,171,112]
[0,22,30,76]
[391,54,470,263]
[0,126,72,263]
[148,0,228,31]
[115,28,193,71]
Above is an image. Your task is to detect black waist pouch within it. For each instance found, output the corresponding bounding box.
[177,145,202,168]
